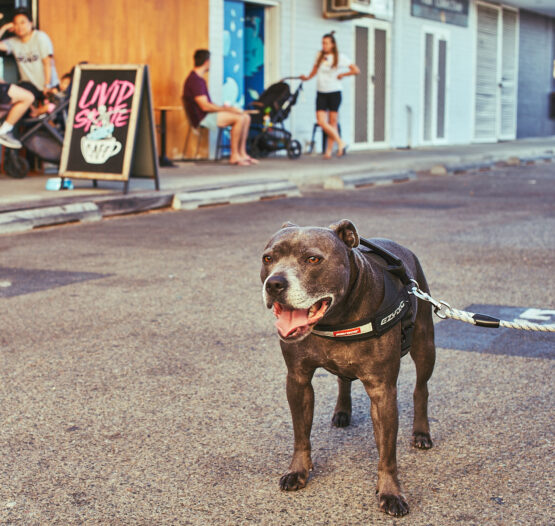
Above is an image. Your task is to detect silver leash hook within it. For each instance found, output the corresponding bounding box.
[409,280,444,312]
[434,300,452,319]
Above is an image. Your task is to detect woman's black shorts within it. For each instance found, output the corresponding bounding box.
[316,91,342,112]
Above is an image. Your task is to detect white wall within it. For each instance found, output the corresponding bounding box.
[390,0,476,147]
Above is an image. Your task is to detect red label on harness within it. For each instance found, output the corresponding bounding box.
[333,327,361,337]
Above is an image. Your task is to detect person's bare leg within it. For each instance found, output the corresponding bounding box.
[217,111,250,165]
[0,84,34,148]
[238,113,259,164]
[317,110,344,159]
[329,111,344,156]
[6,84,34,124]
[324,111,335,158]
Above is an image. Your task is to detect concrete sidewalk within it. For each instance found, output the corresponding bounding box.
[0,136,553,234]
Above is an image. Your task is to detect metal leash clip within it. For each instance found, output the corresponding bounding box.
[409,279,449,318]
[433,300,452,319]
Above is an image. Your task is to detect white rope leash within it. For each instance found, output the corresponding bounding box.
[409,281,555,333]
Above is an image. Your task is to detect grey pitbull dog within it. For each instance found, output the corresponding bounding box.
[260,220,436,517]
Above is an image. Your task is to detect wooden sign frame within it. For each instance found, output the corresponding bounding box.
[59,64,160,193]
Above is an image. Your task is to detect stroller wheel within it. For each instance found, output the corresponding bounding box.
[287,139,302,160]
[4,149,30,178]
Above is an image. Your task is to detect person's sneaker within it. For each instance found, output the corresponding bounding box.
[0,131,22,149]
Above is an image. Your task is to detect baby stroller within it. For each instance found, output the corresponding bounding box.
[1,93,68,178]
[247,77,303,160]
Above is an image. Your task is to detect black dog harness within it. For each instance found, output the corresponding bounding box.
[312,238,415,357]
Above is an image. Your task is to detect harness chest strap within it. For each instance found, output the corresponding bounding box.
[311,280,411,340]
[311,238,415,355]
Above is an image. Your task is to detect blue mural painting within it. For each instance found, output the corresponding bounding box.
[223,0,245,107]
[223,1,265,108]
[244,5,264,107]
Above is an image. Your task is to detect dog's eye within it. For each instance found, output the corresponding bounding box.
[307,256,322,264]
[263,255,273,264]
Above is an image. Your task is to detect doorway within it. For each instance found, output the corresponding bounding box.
[223,1,274,108]
[474,3,519,141]
[353,19,390,149]
[422,28,449,144]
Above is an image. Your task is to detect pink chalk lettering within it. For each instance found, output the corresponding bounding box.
[113,81,135,107]
[111,104,130,127]
[74,78,135,131]
[77,79,135,111]
[78,80,97,109]
[74,108,94,132]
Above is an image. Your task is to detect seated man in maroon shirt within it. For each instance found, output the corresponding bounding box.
[183,49,258,166]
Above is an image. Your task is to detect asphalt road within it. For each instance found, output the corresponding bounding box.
[1,163,554,525]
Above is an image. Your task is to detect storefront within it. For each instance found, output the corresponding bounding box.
[1,0,553,165]
[390,0,475,148]
[13,0,210,160]
[391,0,554,147]
[209,0,394,154]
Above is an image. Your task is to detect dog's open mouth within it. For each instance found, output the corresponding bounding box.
[273,299,330,339]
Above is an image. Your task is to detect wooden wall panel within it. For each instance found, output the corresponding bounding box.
[39,0,209,159]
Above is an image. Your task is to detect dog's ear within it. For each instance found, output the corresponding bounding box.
[280,221,298,229]
[329,219,359,248]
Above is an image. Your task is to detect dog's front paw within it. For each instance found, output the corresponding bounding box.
[412,431,433,449]
[279,471,308,491]
[332,411,351,428]
[378,493,409,517]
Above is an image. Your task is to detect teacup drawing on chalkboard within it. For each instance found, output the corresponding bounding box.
[80,105,124,164]
[81,135,122,164]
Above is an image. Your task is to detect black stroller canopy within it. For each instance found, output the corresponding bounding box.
[254,82,291,113]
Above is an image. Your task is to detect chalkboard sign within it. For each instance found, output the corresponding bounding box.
[59,64,159,193]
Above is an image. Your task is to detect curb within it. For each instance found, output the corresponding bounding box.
[95,191,175,217]
[0,202,101,234]
[324,170,416,190]
[437,153,555,176]
[0,180,301,234]
[443,161,496,174]
[172,180,300,210]
[0,147,553,235]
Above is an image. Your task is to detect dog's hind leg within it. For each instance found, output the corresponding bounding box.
[332,377,352,427]
[410,298,436,449]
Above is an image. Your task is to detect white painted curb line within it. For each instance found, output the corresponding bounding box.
[324,171,416,190]
[172,180,301,210]
[0,202,101,234]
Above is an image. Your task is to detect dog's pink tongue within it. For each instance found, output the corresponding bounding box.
[275,307,310,337]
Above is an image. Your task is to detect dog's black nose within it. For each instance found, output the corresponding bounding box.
[266,275,288,295]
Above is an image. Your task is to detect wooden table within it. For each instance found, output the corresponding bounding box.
[155,106,183,167]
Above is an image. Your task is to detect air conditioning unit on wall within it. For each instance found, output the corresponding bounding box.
[323,0,392,20]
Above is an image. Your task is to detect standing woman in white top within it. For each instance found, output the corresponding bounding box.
[301,31,359,159]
